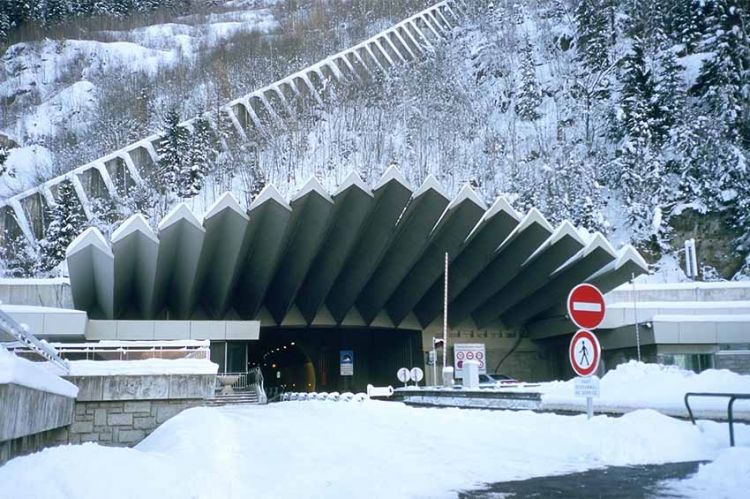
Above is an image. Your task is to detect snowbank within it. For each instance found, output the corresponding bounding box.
[0,402,746,498]
[540,361,750,416]
[0,345,78,398]
[65,358,218,376]
[659,446,750,498]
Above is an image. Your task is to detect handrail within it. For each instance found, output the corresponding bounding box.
[684,392,750,447]
[0,308,69,374]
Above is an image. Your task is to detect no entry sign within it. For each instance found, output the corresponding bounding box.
[567,284,606,330]
[569,329,601,377]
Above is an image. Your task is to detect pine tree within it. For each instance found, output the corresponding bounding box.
[180,116,212,198]
[0,146,9,177]
[515,38,542,121]
[0,232,39,277]
[575,0,611,74]
[693,0,749,144]
[39,181,87,273]
[618,40,657,142]
[156,108,189,196]
[653,49,685,145]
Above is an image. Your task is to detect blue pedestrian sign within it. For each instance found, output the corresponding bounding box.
[340,350,354,376]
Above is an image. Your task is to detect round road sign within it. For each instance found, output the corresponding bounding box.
[569,329,601,377]
[397,367,412,383]
[567,284,606,330]
[410,367,424,383]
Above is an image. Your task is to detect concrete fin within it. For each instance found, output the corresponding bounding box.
[250,184,291,211]
[616,244,649,271]
[111,214,158,244]
[342,307,366,326]
[158,203,204,232]
[413,174,447,198]
[585,232,617,257]
[447,184,487,210]
[203,192,249,221]
[374,165,410,191]
[333,171,374,197]
[66,227,112,258]
[290,176,334,203]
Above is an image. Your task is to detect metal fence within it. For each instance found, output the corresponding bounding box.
[0,308,69,374]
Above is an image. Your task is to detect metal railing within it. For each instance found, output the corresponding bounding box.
[0,308,69,374]
[214,367,267,404]
[684,392,750,447]
[4,339,210,362]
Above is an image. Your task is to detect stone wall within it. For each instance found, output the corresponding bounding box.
[57,399,203,446]
[715,351,750,375]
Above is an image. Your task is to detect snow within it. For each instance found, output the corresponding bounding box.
[63,358,218,377]
[0,344,78,398]
[0,145,55,198]
[540,361,750,418]
[111,214,158,244]
[0,402,746,498]
[659,446,750,499]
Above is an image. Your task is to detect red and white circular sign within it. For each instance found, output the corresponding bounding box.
[569,329,601,377]
[567,284,606,330]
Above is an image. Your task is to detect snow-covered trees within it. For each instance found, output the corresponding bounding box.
[515,38,542,121]
[0,146,9,177]
[39,181,87,273]
[156,109,214,199]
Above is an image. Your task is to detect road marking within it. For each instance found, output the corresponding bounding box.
[572,302,602,312]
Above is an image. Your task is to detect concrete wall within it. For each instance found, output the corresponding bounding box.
[0,384,74,442]
[67,374,215,402]
[715,351,750,375]
[0,280,73,309]
[0,373,215,464]
[0,383,75,465]
[421,323,556,383]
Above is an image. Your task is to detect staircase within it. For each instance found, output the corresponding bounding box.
[203,390,260,407]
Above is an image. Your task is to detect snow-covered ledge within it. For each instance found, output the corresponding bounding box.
[0,346,78,461]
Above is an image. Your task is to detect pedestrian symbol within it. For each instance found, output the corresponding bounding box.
[569,330,600,377]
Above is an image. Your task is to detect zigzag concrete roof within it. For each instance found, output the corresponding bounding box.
[65,169,647,330]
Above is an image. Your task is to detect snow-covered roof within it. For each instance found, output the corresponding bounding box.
[333,171,373,197]
[66,227,112,258]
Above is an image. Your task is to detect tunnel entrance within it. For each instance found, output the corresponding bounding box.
[211,327,423,396]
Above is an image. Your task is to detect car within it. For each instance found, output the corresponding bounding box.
[478,373,518,387]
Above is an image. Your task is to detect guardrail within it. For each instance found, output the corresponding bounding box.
[684,392,750,446]
[4,339,210,362]
[0,307,69,374]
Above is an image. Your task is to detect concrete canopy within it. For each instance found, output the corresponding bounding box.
[65,169,643,332]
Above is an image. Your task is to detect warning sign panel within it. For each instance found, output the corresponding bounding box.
[453,343,486,379]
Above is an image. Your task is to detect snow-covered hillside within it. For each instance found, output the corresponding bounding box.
[0,1,748,281]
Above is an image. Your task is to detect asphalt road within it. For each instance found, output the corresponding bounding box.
[459,461,704,498]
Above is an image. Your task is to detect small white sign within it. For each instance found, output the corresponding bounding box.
[397,367,412,384]
[410,367,424,383]
[574,376,600,398]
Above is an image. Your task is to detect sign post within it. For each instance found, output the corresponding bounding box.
[567,284,606,330]
[340,350,354,376]
[569,329,602,419]
[453,343,486,379]
[567,283,605,420]
[397,367,411,387]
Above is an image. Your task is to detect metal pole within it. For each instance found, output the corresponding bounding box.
[632,273,641,362]
[432,340,437,387]
[586,396,593,420]
[443,252,449,370]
